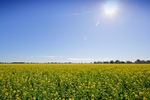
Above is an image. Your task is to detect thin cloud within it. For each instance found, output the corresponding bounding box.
[28,56,63,59]
[40,56,56,58]
[40,56,62,59]
[64,11,92,16]
[67,58,93,61]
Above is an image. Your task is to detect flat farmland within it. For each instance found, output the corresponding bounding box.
[0,64,150,100]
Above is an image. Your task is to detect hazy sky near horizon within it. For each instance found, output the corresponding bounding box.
[0,0,150,62]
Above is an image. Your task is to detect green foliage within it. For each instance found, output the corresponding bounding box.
[0,64,150,99]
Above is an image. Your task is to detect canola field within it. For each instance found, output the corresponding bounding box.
[0,64,150,100]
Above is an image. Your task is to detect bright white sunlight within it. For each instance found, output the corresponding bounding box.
[103,2,118,16]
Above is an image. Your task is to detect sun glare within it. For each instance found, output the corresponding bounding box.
[103,2,118,16]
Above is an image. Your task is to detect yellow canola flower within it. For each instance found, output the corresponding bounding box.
[69,98,74,100]
[55,91,58,95]
[78,86,81,88]
[16,97,21,100]
[23,86,26,89]
[23,92,26,96]
[43,91,47,96]
[15,94,19,98]
[91,94,94,98]
[139,92,144,96]
[0,64,150,99]
[143,97,147,100]
[5,92,8,96]
[135,94,139,98]
[33,97,36,100]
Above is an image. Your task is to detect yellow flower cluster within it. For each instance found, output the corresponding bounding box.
[0,64,150,99]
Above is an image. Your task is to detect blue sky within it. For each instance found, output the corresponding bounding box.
[0,0,150,62]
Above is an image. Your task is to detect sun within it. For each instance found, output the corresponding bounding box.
[103,2,118,16]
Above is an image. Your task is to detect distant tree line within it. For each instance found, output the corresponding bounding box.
[94,59,150,64]
[0,62,26,64]
[0,62,78,64]
[0,59,150,64]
